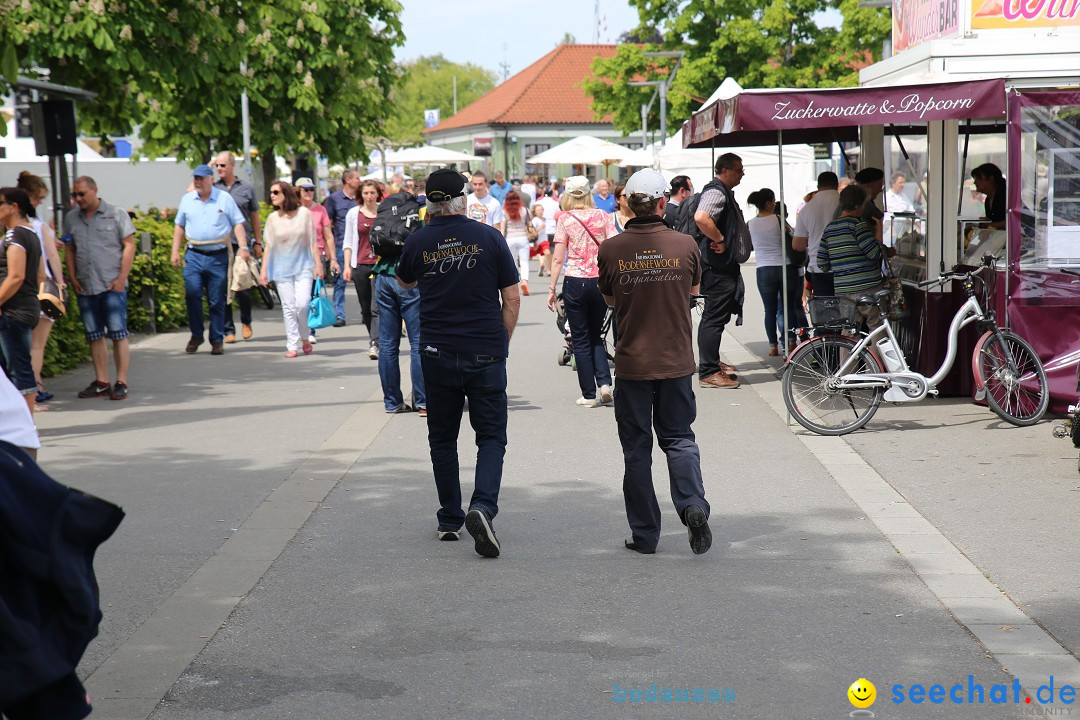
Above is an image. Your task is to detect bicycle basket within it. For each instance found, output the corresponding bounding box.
[807,296,858,328]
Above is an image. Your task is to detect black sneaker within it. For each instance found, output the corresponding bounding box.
[465,507,501,558]
[684,505,712,555]
[624,539,656,555]
[78,380,111,399]
[333,318,346,327]
[109,381,129,401]
[386,404,413,414]
[437,527,460,541]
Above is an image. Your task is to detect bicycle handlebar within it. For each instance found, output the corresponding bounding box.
[917,253,1001,288]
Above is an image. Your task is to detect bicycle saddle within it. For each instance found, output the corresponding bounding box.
[856,289,893,305]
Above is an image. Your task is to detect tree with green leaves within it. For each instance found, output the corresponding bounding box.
[382,55,497,147]
[3,0,404,184]
[584,0,890,138]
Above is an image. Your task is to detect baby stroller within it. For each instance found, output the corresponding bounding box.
[554,291,617,368]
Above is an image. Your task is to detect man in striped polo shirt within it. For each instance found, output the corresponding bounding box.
[816,185,887,330]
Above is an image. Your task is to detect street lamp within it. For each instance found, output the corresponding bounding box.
[628,50,684,148]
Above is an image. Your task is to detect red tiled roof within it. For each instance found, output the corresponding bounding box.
[423,44,618,133]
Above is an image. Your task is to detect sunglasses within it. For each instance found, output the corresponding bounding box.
[212,163,227,168]
[71,191,88,198]
[300,187,315,193]
[269,190,282,196]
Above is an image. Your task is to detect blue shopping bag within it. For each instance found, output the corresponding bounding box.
[308,279,336,330]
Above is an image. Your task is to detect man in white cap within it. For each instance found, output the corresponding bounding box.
[597,168,712,556]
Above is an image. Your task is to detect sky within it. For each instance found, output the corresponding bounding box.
[397,0,647,79]
[396,1,844,81]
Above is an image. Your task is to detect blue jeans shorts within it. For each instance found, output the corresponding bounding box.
[0,315,36,394]
[76,290,130,341]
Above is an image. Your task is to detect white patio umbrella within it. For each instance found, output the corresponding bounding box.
[383,145,483,165]
[619,143,662,168]
[526,135,632,177]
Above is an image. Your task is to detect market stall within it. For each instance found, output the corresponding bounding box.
[683,10,1080,410]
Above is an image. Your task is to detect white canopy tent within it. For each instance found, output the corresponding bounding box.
[619,131,817,225]
[526,135,632,177]
[360,169,411,181]
[383,145,483,166]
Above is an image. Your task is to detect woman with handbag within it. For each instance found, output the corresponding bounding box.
[503,190,532,296]
[259,181,323,358]
[0,188,44,414]
[747,188,806,355]
[17,172,65,404]
[545,176,617,408]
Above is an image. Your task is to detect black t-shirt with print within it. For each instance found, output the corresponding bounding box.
[1,226,42,327]
[397,215,519,358]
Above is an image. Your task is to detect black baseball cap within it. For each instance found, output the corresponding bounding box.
[425,168,468,202]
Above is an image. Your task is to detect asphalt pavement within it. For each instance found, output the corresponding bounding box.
[29,260,1080,720]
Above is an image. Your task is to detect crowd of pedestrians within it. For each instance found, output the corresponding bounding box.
[2,154,907,562]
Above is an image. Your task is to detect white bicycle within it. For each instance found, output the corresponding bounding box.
[781,256,1049,436]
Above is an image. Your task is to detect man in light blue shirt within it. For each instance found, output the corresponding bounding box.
[170,164,250,355]
[488,171,510,203]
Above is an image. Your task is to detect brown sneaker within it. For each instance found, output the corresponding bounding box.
[242,324,253,340]
[720,363,738,379]
[185,338,203,354]
[224,333,237,344]
[210,343,225,355]
[700,372,740,389]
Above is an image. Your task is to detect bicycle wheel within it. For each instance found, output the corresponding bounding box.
[976,330,1049,426]
[601,308,617,362]
[257,283,275,310]
[782,335,884,436]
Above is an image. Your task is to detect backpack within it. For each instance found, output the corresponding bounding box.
[369,192,422,259]
[680,180,752,268]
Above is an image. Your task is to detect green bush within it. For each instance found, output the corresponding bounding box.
[41,214,189,378]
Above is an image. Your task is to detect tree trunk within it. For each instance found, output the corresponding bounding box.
[260,153,277,203]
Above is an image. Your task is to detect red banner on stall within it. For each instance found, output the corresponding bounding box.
[734,79,1006,131]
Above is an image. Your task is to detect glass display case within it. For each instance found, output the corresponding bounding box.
[889,212,927,282]
[958,219,1006,266]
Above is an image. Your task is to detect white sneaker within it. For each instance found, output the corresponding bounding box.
[598,385,613,404]
[576,396,600,408]
[368,342,379,360]
[308,334,317,344]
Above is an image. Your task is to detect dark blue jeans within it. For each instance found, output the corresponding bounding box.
[224,288,253,335]
[562,276,611,399]
[183,250,229,344]
[0,315,36,394]
[375,274,424,411]
[614,374,709,551]
[420,348,507,529]
[755,265,807,346]
[333,246,347,321]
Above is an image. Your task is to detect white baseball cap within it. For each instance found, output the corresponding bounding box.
[624,168,668,200]
[564,175,591,197]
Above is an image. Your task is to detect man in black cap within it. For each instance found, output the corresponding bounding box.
[856,167,885,223]
[396,168,521,558]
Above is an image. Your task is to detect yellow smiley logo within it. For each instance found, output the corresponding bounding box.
[848,678,876,708]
